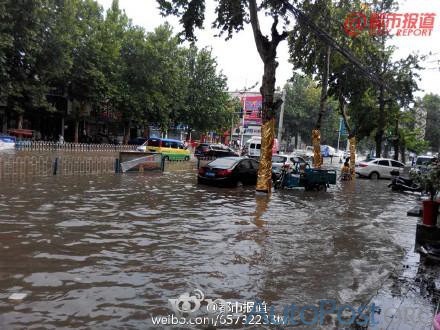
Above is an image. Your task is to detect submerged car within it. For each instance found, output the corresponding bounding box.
[197,157,259,187]
[356,158,405,179]
[415,155,435,167]
[194,143,239,158]
[272,154,308,180]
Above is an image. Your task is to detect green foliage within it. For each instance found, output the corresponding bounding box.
[422,94,440,152]
[0,0,234,137]
[413,162,440,199]
[282,73,339,146]
[178,45,229,132]
[157,0,293,41]
[289,0,421,156]
[1,0,57,113]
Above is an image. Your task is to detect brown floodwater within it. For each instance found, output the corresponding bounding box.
[0,166,416,329]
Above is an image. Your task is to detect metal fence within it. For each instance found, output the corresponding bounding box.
[0,153,199,179]
[15,141,137,152]
[0,154,118,179]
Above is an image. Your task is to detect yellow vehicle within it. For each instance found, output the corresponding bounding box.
[137,138,190,161]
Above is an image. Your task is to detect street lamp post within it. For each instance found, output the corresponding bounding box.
[241,94,246,148]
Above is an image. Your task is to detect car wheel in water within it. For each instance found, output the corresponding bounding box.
[184,156,190,161]
[369,171,380,180]
[317,184,327,192]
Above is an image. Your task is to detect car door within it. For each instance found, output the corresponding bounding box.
[390,160,405,176]
[376,159,391,178]
[236,159,252,184]
[249,159,259,184]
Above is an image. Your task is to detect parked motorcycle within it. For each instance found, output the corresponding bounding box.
[388,170,423,192]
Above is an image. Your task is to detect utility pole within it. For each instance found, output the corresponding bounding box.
[277,87,286,145]
[240,95,246,148]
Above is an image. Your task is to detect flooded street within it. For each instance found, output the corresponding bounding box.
[0,168,417,328]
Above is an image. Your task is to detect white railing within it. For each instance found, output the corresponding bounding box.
[15,141,138,152]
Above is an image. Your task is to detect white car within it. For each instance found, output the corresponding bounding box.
[272,154,294,169]
[356,158,405,179]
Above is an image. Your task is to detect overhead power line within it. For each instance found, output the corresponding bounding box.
[281,0,397,96]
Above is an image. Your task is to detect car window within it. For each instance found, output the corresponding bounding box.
[239,160,252,169]
[256,144,261,150]
[391,160,404,168]
[378,160,390,166]
[290,157,303,163]
[416,157,433,166]
[162,141,172,148]
[272,156,286,163]
[250,143,255,149]
[207,158,239,169]
[169,142,179,149]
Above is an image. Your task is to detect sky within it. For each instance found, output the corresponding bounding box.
[97,0,440,96]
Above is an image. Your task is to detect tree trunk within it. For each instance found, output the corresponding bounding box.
[375,85,385,158]
[313,46,331,168]
[74,119,79,143]
[400,143,406,163]
[186,127,192,141]
[143,125,150,138]
[1,110,7,133]
[17,114,23,129]
[338,95,356,178]
[248,0,288,193]
[393,119,399,160]
[384,144,389,158]
[256,60,278,193]
[393,140,399,161]
[294,131,299,149]
[124,120,131,144]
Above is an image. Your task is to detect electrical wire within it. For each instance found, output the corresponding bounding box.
[280,0,399,96]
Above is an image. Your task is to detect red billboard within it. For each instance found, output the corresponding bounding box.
[241,95,262,126]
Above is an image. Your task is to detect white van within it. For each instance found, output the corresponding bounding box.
[245,136,279,158]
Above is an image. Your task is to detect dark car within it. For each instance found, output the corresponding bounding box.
[197,157,259,187]
[195,143,239,158]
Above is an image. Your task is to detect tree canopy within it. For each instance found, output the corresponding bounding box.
[0,0,234,142]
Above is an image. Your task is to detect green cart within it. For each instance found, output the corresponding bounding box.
[274,167,337,191]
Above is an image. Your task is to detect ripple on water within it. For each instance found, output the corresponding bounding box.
[0,172,413,329]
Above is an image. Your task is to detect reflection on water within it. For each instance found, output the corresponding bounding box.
[0,170,414,328]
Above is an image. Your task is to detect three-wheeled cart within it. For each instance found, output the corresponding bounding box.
[274,166,337,191]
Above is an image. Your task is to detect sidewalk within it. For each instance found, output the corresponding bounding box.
[368,227,440,329]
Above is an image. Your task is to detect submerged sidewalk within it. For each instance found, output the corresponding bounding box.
[368,208,440,330]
